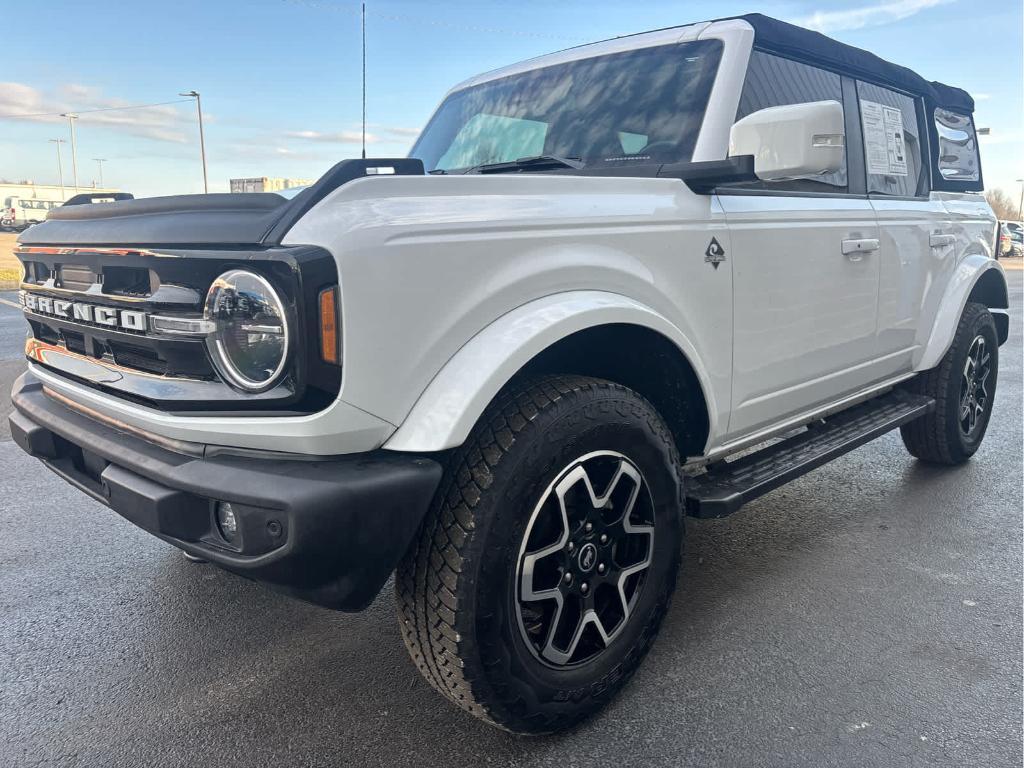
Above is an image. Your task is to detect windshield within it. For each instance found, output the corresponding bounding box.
[411,40,723,174]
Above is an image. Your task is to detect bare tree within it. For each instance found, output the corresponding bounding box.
[986,189,1020,221]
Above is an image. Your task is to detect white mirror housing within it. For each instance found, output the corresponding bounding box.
[728,100,845,181]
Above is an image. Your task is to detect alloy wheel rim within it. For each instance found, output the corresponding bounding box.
[514,451,655,668]
[959,334,991,438]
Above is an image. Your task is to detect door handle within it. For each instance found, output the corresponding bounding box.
[930,233,956,248]
[842,238,880,260]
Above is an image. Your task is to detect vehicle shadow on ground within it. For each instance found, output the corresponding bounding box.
[6,409,1019,768]
[110,428,1011,766]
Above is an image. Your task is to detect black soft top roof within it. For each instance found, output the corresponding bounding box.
[729,13,974,114]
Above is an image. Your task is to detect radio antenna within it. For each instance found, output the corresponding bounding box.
[361,1,367,159]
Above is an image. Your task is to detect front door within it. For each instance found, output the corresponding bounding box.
[722,194,881,438]
[719,51,884,440]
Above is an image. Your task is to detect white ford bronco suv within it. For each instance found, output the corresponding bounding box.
[9,14,1009,733]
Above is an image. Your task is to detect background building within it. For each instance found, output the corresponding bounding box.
[1,181,120,205]
[229,177,312,194]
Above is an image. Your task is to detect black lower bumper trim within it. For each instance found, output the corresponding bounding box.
[10,373,442,611]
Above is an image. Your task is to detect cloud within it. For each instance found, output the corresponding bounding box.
[286,125,419,144]
[371,124,421,139]
[794,0,954,33]
[0,82,191,143]
[59,83,101,100]
[286,129,380,144]
[218,139,331,163]
[978,130,1024,145]
[972,93,992,101]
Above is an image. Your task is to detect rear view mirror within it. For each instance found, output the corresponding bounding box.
[728,100,845,181]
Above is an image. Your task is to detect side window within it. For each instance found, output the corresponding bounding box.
[934,108,980,182]
[855,81,926,197]
[735,51,848,191]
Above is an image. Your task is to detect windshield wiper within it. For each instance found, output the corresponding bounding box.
[462,155,585,174]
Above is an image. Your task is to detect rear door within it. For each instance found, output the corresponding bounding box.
[857,81,950,372]
[721,52,882,439]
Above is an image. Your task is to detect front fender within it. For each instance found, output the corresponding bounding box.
[383,291,717,452]
[917,256,1008,371]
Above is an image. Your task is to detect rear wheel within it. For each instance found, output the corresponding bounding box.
[396,375,684,733]
[901,302,998,465]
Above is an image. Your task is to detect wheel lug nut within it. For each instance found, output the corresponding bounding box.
[599,534,608,545]
[563,572,573,585]
[598,563,606,574]
[584,522,593,533]
[567,541,575,553]
[580,582,589,594]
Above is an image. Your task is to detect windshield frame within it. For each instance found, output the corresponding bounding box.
[410,39,724,176]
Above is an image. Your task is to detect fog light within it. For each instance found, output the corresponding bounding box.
[216,502,239,542]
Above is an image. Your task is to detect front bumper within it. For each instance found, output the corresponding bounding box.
[9,373,442,610]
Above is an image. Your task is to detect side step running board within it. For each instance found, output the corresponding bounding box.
[685,391,935,519]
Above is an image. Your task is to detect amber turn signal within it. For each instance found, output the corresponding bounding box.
[319,286,340,365]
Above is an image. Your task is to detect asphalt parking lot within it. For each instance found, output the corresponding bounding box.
[0,275,1021,768]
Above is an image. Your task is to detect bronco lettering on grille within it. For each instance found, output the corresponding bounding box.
[19,291,148,333]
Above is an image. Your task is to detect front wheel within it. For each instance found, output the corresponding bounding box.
[901,302,998,464]
[396,375,684,733]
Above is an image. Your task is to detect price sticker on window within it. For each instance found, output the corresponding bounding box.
[861,99,908,177]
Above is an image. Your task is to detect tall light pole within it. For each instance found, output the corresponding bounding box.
[61,113,79,193]
[180,91,208,193]
[1016,179,1024,222]
[93,158,107,188]
[48,139,66,200]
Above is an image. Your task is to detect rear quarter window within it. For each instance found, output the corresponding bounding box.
[934,108,980,183]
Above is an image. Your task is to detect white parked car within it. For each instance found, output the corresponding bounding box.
[9,13,1008,733]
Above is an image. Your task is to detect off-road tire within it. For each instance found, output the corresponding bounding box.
[900,302,998,464]
[396,375,685,734]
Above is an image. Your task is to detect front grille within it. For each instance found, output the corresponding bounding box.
[109,342,169,376]
[28,318,59,344]
[103,266,152,297]
[62,330,88,355]
[22,261,49,286]
[58,264,96,291]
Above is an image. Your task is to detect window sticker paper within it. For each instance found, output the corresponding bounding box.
[861,99,908,177]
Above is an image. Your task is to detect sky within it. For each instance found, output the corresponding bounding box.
[1,0,1021,199]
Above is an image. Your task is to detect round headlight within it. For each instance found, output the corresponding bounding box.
[204,270,290,392]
